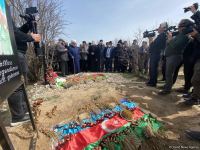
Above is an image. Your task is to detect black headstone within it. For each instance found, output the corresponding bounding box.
[0,0,23,102]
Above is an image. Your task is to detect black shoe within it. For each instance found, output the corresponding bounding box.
[184,98,200,106]
[185,130,200,141]
[11,114,30,127]
[176,88,188,94]
[157,86,165,90]
[158,90,171,95]
[146,82,156,87]
[182,93,191,99]
[159,78,165,82]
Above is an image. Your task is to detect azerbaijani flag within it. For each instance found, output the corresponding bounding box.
[56,108,144,150]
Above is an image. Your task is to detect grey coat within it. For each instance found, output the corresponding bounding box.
[56,42,69,61]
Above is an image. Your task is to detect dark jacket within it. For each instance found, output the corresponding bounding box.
[113,44,122,59]
[165,32,189,57]
[96,44,105,59]
[149,32,167,56]
[88,45,97,59]
[191,11,200,30]
[14,23,34,54]
[103,47,114,59]
[191,11,200,60]
[118,47,129,66]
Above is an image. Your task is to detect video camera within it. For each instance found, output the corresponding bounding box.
[20,7,42,56]
[184,3,198,13]
[20,7,47,84]
[143,29,157,38]
[143,26,178,38]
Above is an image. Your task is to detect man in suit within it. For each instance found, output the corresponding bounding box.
[104,41,114,72]
[146,22,168,87]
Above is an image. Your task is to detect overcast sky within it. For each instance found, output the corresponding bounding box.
[63,0,196,43]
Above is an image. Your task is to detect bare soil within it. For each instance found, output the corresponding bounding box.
[1,73,200,150]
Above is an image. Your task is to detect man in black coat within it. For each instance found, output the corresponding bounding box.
[104,41,114,72]
[96,40,105,72]
[184,3,200,105]
[146,22,168,87]
[88,42,97,72]
[8,22,41,127]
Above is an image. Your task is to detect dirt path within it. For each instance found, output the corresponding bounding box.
[2,73,200,150]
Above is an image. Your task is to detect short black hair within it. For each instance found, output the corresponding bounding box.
[193,3,199,10]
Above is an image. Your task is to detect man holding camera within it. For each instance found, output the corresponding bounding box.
[184,3,200,140]
[184,3,200,105]
[146,22,168,87]
[159,19,193,95]
[7,22,41,127]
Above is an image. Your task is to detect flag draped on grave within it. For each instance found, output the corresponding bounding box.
[52,99,162,150]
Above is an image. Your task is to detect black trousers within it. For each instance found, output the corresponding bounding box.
[183,58,195,90]
[105,58,112,72]
[161,56,166,80]
[114,58,119,72]
[173,57,195,91]
[80,60,88,72]
[148,54,160,85]
[88,58,96,72]
[60,61,68,76]
[7,86,27,121]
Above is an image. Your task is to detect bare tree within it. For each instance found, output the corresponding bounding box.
[133,28,143,46]
[8,0,68,80]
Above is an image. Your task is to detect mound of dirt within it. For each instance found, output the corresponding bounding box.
[1,73,200,150]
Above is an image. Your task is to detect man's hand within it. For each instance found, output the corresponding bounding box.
[31,33,41,42]
[189,28,199,37]
[148,37,154,44]
[167,32,173,42]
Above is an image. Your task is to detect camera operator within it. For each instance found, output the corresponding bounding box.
[146,22,168,87]
[14,22,41,83]
[184,3,200,106]
[7,21,41,127]
[184,3,200,140]
[159,19,193,95]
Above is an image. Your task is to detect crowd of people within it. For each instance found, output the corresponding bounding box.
[53,3,200,109]
[54,39,149,75]
[5,1,200,141]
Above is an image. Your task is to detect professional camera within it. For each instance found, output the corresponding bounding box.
[167,26,177,31]
[20,7,38,30]
[166,26,179,36]
[143,29,157,38]
[184,3,198,13]
[20,7,42,56]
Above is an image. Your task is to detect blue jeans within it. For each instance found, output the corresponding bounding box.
[148,54,160,85]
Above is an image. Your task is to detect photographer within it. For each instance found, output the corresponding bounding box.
[7,21,41,127]
[14,22,41,83]
[159,19,193,95]
[146,22,168,87]
[184,3,200,140]
[184,3,200,105]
